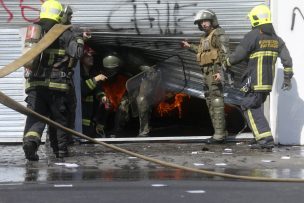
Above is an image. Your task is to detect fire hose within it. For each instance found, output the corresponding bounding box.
[0,24,303,182]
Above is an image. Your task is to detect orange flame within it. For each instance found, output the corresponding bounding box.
[102,74,128,110]
[156,93,189,118]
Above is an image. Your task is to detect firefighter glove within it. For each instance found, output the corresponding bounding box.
[281,78,292,91]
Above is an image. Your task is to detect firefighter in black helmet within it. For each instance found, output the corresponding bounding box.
[225,4,293,149]
[22,0,87,161]
[181,9,230,144]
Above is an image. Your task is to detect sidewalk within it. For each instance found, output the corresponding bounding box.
[1,140,304,182]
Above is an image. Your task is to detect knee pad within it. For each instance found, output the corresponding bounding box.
[211,97,224,108]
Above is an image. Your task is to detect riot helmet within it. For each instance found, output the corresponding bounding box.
[103,55,121,69]
[248,4,271,27]
[39,0,63,23]
[102,54,122,77]
[194,9,219,28]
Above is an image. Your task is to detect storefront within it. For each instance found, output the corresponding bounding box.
[0,0,273,142]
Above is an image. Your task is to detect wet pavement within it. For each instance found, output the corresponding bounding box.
[1,139,304,202]
[1,140,304,182]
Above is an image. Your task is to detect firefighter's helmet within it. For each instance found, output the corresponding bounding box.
[194,9,219,27]
[103,55,121,69]
[83,45,95,57]
[40,0,63,23]
[61,5,73,25]
[248,4,271,27]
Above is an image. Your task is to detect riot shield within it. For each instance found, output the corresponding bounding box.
[126,56,187,117]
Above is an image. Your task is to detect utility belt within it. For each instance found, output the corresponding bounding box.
[201,64,219,75]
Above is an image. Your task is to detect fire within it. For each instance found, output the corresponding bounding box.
[102,74,128,110]
[156,93,190,118]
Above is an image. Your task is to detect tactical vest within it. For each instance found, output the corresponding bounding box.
[196,29,220,66]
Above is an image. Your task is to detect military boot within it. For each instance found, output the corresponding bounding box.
[138,111,150,137]
[23,141,39,161]
[203,98,226,144]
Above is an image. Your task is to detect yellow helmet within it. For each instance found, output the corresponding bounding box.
[248,4,271,27]
[40,0,63,22]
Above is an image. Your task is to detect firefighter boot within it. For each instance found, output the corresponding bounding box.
[23,141,39,161]
[57,142,69,158]
[57,150,69,158]
[203,98,226,144]
[250,136,274,150]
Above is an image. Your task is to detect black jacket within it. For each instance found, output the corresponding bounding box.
[229,25,293,92]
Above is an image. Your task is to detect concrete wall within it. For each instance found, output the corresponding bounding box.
[271,0,304,145]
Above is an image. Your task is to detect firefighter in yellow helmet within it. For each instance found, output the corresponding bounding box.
[22,0,87,161]
[181,9,230,144]
[225,4,293,149]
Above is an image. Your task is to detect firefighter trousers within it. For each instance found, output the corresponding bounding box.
[241,91,272,141]
[23,88,71,153]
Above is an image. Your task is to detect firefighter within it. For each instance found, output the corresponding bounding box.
[100,54,131,137]
[80,46,107,138]
[48,4,75,154]
[181,9,230,144]
[23,0,86,161]
[225,4,293,149]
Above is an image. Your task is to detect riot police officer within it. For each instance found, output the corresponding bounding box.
[225,4,293,149]
[23,0,85,160]
[100,54,131,137]
[181,9,230,144]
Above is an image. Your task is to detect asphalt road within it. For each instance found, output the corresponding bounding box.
[1,180,304,203]
[1,141,304,202]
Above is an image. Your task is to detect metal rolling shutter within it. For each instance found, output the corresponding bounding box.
[0,0,267,142]
[0,29,25,142]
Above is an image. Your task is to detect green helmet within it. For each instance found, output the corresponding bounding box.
[103,55,121,69]
[194,9,219,27]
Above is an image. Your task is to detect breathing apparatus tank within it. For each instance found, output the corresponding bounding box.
[23,24,42,70]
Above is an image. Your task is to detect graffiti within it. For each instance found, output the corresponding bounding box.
[20,0,43,22]
[0,0,196,35]
[291,7,304,31]
[107,0,196,35]
[0,0,13,22]
[0,0,42,23]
